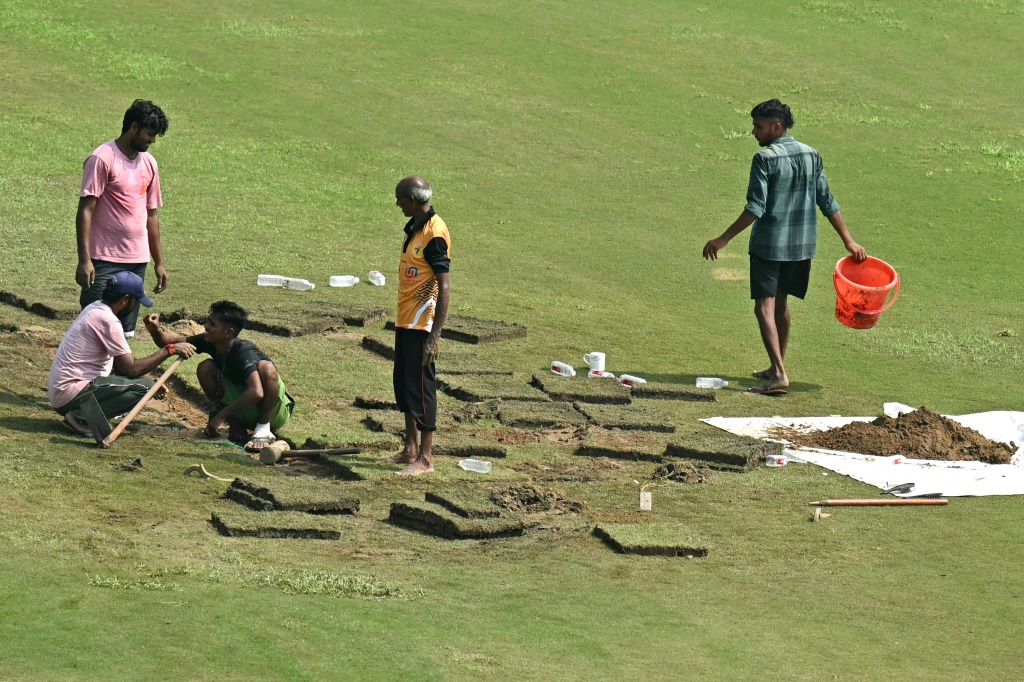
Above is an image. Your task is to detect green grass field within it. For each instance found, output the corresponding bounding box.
[2,0,1024,679]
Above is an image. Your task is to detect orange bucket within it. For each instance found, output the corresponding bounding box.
[833,256,900,329]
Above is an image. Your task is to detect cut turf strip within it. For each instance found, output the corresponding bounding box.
[0,290,77,320]
[531,374,632,405]
[439,376,549,402]
[664,431,782,471]
[354,396,399,410]
[385,315,527,344]
[630,382,716,402]
[360,335,396,360]
[227,478,360,513]
[575,402,676,432]
[593,523,709,558]
[389,501,524,539]
[574,429,669,462]
[164,305,390,338]
[496,400,587,428]
[424,489,502,518]
[210,507,346,540]
[433,443,508,459]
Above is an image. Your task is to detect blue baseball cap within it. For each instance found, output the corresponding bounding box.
[108,271,154,307]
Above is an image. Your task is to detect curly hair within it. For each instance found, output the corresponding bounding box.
[121,99,169,135]
[750,99,794,129]
[208,300,248,336]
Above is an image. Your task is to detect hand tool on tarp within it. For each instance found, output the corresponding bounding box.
[80,358,184,448]
[810,497,948,522]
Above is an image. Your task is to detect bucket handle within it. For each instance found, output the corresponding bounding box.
[833,272,900,316]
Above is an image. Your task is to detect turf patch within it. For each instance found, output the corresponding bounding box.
[652,461,712,484]
[434,442,508,459]
[531,374,632,405]
[664,431,782,471]
[386,315,527,344]
[354,396,398,410]
[226,478,360,513]
[630,382,717,402]
[389,501,524,539]
[360,335,395,360]
[0,290,77,320]
[362,411,407,435]
[211,507,346,540]
[163,304,389,337]
[593,523,709,558]
[496,400,587,428]
[439,375,549,402]
[424,488,502,518]
[575,402,676,432]
[574,429,669,462]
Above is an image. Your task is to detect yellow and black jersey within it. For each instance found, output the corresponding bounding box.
[397,209,451,331]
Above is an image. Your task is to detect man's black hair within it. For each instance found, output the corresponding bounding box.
[121,99,169,135]
[750,99,794,129]
[208,300,247,336]
[100,279,128,304]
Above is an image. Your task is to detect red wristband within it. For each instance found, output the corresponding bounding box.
[166,343,176,355]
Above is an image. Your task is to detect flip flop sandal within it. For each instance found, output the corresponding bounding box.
[61,416,92,437]
[244,435,276,452]
[744,386,789,396]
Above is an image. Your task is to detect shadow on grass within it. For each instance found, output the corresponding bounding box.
[624,372,823,393]
[0,388,50,409]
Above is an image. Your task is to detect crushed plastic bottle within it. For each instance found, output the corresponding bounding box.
[618,374,647,387]
[550,361,576,377]
[329,275,360,287]
[587,370,616,379]
[458,459,492,473]
[696,377,728,389]
[257,274,315,291]
[368,270,386,286]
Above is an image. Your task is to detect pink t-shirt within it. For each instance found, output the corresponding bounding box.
[48,302,132,408]
[80,140,163,263]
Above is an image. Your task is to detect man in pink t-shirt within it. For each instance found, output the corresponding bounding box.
[77,100,170,337]
[49,271,195,436]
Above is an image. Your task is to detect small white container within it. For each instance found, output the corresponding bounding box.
[588,370,616,379]
[696,377,728,389]
[765,454,788,467]
[458,459,492,474]
[329,275,360,287]
[618,374,647,387]
[368,270,386,286]
[257,274,284,287]
[639,491,652,511]
[551,361,576,377]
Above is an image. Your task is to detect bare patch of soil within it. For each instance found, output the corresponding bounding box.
[793,407,1014,464]
[492,428,543,446]
[489,484,585,515]
[509,459,623,483]
[653,461,712,484]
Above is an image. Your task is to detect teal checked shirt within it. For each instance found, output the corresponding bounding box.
[744,135,841,262]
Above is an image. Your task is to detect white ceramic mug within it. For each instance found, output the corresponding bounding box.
[583,351,605,372]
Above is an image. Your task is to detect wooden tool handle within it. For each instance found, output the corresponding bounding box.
[809,498,948,507]
[289,447,362,456]
[101,358,184,448]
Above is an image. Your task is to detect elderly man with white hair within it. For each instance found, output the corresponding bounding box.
[381,176,452,476]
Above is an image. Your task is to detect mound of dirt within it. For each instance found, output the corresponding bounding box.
[793,407,1013,464]
[490,484,585,515]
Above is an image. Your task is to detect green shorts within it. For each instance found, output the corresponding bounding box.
[222,377,294,431]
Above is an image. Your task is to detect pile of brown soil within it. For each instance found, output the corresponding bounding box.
[793,407,1014,464]
[653,461,712,484]
[490,484,585,515]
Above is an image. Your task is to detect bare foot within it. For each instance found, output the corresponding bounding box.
[396,458,433,476]
[378,443,418,465]
[752,369,772,380]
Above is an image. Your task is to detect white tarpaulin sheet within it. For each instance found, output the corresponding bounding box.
[701,407,1024,498]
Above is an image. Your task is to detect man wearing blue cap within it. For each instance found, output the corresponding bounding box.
[48,271,195,435]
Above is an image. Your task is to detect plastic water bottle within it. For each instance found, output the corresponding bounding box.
[550,361,576,377]
[368,271,386,286]
[282,278,315,291]
[329,275,360,287]
[588,370,616,379]
[258,274,315,291]
[618,374,647,387]
[458,459,492,473]
[696,377,728,389]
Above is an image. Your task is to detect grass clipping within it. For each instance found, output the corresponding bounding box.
[790,407,1014,464]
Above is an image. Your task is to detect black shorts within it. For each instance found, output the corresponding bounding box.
[750,254,811,300]
[393,328,437,432]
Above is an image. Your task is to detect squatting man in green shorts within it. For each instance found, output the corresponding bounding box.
[145,300,294,449]
[48,271,197,435]
[703,98,867,395]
